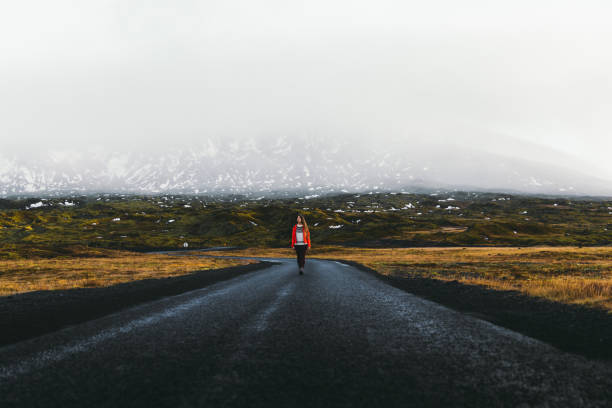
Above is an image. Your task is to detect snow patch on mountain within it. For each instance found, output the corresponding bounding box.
[1,135,611,197]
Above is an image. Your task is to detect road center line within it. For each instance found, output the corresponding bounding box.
[248,282,296,333]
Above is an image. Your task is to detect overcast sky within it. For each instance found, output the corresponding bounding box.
[1,1,611,181]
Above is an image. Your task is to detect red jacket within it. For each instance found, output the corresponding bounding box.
[291,224,311,248]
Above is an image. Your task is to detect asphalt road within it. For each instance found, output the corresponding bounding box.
[1,256,612,407]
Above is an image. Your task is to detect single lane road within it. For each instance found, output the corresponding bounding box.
[1,256,611,407]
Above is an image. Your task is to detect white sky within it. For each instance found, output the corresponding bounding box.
[1,1,611,180]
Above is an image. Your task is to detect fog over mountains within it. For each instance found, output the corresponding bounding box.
[2,2,611,197]
[2,132,610,198]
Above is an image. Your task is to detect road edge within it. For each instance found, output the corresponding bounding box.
[321,257,612,362]
[0,260,275,347]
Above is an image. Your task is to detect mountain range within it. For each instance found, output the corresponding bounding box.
[1,134,610,197]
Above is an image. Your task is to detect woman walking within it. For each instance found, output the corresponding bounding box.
[291,214,311,275]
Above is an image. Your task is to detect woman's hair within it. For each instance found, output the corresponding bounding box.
[297,214,309,234]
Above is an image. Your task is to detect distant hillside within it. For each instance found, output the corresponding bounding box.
[1,191,610,258]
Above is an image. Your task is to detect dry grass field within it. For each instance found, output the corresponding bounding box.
[0,248,257,296]
[3,244,611,312]
[205,246,612,312]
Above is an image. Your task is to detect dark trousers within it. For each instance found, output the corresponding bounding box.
[294,244,308,268]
